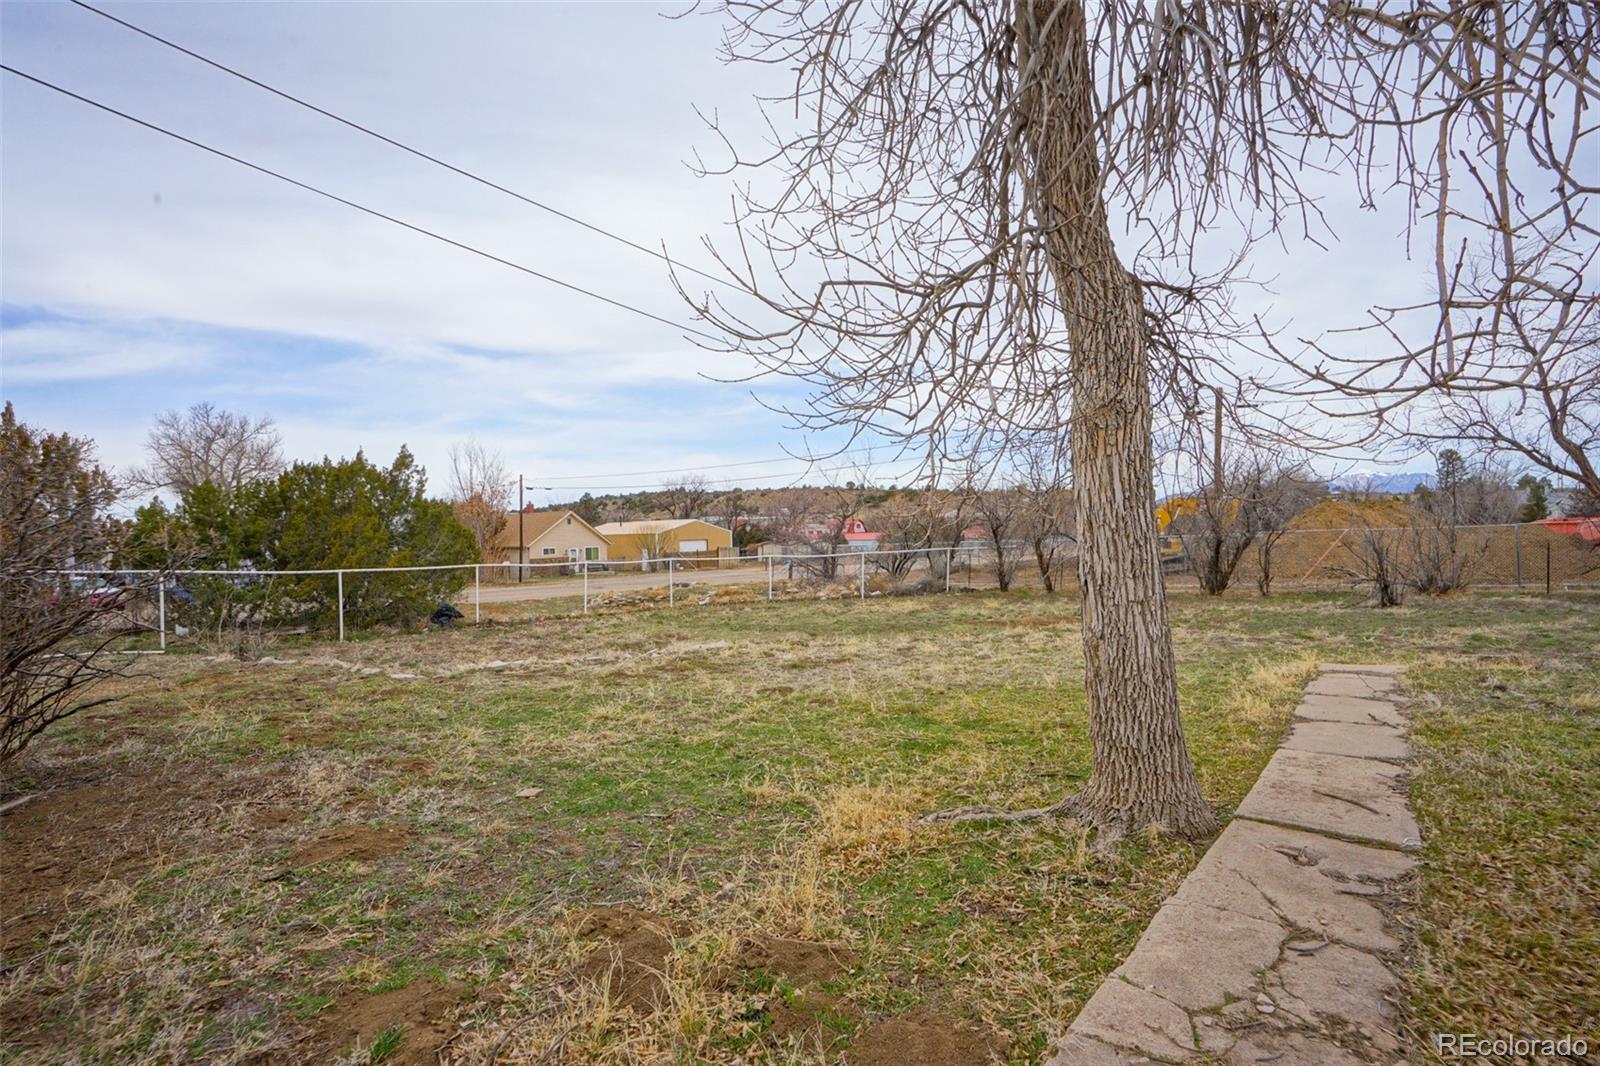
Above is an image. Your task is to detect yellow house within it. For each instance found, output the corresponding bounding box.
[595,519,732,568]
[491,510,611,566]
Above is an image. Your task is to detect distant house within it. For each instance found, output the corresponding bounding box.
[490,509,611,566]
[841,517,879,551]
[595,519,732,569]
[798,516,879,551]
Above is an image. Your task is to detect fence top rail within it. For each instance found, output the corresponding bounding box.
[49,563,479,578]
[47,544,967,580]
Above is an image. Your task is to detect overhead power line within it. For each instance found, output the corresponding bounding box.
[0,64,725,344]
[67,0,735,292]
[533,463,927,494]
[536,445,912,483]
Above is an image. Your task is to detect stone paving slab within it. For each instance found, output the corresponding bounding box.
[1306,671,1400,700]
[1236,748,1419,849]
[1318,662,1403,676]
[1067,976,1199,1060]
[1046,665,1416,1066]
[1283,718,1411,760]
[1295,693,1407,727]
[1113,900,1285,1012]
[1168,818,1416,953]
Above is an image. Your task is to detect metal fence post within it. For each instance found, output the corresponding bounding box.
[945,547,952,593]
[859,551,867,599]
[337,569,345,642]
[767,554,774,601]
[583,560,590,613]
[474,564,481,623]
[669,557,675,607]
[157,582,167,652]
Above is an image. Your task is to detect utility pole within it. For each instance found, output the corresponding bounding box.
[1212,386,1224,498]
[518,475,525,583]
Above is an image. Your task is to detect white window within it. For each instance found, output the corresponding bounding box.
[542,547,556,556]
[585,546,600,561]
[680,539,708,553]
[567,547,580,561]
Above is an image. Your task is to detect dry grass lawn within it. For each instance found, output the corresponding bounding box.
[1,588,1595,1064]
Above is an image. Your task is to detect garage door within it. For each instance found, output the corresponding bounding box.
[680,539,708,553]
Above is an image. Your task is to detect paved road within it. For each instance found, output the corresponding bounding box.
[462,565,773,603]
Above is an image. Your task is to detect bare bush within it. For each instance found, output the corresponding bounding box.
[1341,522,1408,609]
[1,404,169,762]
[1404,514,1489,596]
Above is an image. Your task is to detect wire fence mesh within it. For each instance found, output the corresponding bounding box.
[50,522,1599,651]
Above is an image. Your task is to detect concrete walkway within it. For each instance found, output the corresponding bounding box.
[1049,664,1418,1066]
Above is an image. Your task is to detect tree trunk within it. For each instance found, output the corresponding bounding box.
[1019,0,1215,839]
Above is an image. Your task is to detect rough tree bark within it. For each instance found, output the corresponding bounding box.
[1023,0,1214,837]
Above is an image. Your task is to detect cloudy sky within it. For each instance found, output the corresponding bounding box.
[2,1,1436,504]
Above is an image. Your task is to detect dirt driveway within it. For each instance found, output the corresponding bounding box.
[464,564,774,603]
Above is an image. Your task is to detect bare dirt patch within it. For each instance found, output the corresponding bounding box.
[0,763,254,953]
[309,978,470,1065]
[767,988,860,1052]
[848,1009,1005,1065]
[288,825,411,868]
[570,905,689,1011]
[734,934,857,985]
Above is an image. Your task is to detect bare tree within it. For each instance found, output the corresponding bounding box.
[871,501,931,579]
[970,486,1025,592]
[132,402,284,495]
[1,404,167,762]
[681,1,1593,839]
[710,490,750,548]
[1254,475,1324,597]
[447,438,511,563]
[1015,437,1075,593]
[662,475,714,520]
[764,481,874,579]
[1569,485,1600,518]
[1380,321,1599,499]
[1268,13,1599,496]
[1174,445,1320,596]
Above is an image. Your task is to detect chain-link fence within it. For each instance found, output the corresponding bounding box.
[53,523,1598,651]
[1200,521,1599,592]
[52,547,965,650]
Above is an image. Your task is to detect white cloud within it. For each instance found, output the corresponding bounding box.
[0,1,1465,487]
[0,318,211,382]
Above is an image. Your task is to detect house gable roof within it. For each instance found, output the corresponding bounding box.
[491,510,611,549]
[595,519,725,536]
